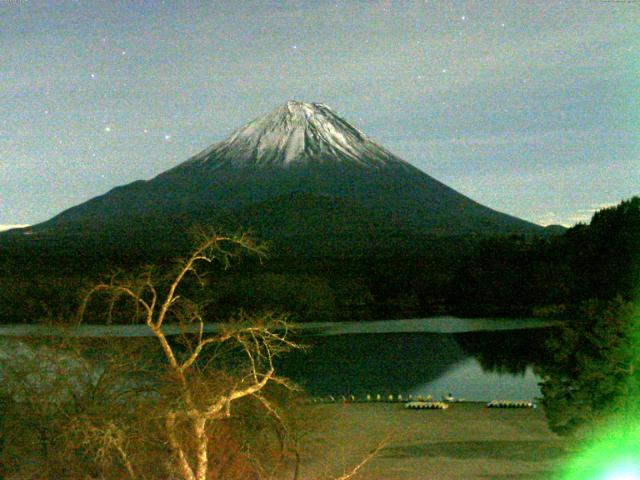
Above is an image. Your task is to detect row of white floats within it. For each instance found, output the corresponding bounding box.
[310,394,435,404]
[485,400,536,409]
[405,401,450,410]
[406,400,535,410]
[308,395,536,409]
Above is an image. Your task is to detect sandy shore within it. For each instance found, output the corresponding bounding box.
[298,402,571,480]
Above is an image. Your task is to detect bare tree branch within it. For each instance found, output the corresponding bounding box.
[332,438,388,480]
[76,231,300,480]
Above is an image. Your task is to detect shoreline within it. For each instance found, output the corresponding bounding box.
[0,316,557,337]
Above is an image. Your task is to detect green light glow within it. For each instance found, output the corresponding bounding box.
[558,301,640,479]
[558,419,640,480]
[602,461,640,480]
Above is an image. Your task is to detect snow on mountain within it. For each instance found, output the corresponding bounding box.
[180,100,407,170]
[30,99,545,241]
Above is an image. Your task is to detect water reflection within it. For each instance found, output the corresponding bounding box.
[276,328,555,400]
[0,323,556,401]
[454,328,555,376]
[411,358,543,401]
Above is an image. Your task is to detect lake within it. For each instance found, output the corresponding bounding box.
[0,317,555,402]
[276,325,554,402]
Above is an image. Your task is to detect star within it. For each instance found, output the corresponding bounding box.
[164,134,171,140]
[90,73,96,79]
[143,128,149,134]
[461,15,466,21]
[442,68,447,73]
[104,126,112,132]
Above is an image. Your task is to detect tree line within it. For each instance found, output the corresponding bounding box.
[1,198,638,324]
[452,197,639,316]
[533,197,640,438]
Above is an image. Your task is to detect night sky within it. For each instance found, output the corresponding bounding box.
[1,0,638,230]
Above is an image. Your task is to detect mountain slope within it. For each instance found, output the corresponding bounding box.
[33,101,544,247]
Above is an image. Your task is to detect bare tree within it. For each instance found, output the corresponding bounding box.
[80,231,302,480]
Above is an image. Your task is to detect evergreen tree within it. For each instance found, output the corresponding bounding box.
[538,298,640,435]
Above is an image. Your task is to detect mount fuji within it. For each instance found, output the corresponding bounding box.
[26,101,544,256]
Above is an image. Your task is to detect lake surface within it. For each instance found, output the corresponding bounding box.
[275,325,555,402]
[0,318,555,402]
[0,317,554,337]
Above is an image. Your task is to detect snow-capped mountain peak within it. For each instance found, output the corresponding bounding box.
[184,101,403,169]
[35,100,545,240]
